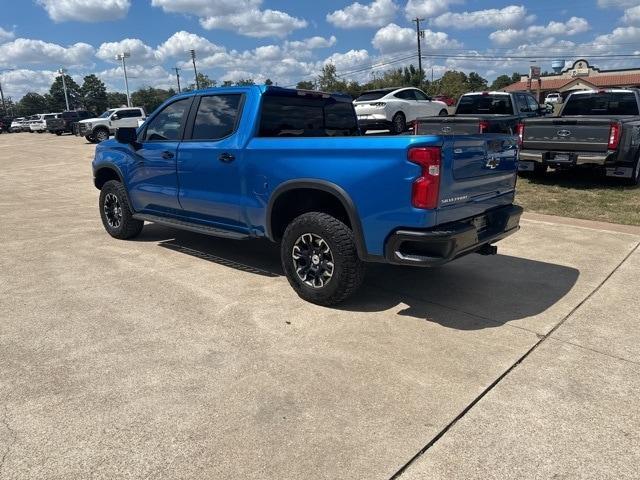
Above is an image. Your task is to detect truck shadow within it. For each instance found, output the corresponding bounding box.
[138,224,579,330]
[525,168,639,190]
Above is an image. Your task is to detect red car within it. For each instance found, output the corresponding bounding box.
[433,95,455,106]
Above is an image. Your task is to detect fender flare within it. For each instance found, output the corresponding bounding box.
[266,179,369,259]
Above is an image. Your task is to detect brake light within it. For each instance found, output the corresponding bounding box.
[409,147,441,209]
[608,122,621,150]
[516,123,525,148]
[479,120,489,133]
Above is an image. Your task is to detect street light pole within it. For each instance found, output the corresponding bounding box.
[174,67,181,93]
[58,68,70,111]
[116,52,132,107]
[189,49,199,90]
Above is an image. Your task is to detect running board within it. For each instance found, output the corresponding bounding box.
[133,214,249,240]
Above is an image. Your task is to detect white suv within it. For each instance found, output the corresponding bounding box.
[75,107,146,143]
[353,87,449,134]
[30,113,60,133]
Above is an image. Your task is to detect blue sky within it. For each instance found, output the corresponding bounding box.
[1,0,639,99]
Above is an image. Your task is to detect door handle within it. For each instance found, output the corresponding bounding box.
[161,151,174,159]
[219,152,235,163]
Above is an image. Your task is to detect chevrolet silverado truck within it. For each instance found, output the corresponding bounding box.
[92,86,522,305]
[75,107,146,143]
[518,89,640,184]
[415,91,545,136]
[47,110,93,135]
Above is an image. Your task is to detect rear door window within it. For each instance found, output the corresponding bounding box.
[259,93,358,137]
[191,94,242,140]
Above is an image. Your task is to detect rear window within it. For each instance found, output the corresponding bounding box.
[456,95,513,115]
[355,91,388,102]
[562,92,639,115]
[259,93,359,137]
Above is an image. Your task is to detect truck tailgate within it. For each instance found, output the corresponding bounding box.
[416,117,481,135]
[522,117,612,152]
[437,134,518,224]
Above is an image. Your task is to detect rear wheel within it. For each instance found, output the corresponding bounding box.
[391,112,406,134]
[55,131,62,136]
[99,180,144,240]
[281,212,365,305]
[438,109,448,116]
[624,159,640,186]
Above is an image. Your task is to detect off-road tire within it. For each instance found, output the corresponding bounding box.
[281,212,365,305]
[99,180,144,240]
[391,112,406,134]
[94,128,109,143]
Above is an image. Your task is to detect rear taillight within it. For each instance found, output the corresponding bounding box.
[409,147,441,209]
[608,122,621,150]
[516,123,525,148]
[370,102,386,107]
[479,120,489,133]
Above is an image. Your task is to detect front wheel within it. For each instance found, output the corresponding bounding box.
[281,212,365,305]
[94,128,109,142]
[99,180,144,240]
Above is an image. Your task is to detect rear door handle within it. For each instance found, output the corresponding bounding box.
[219,152,235,163]
[161,151,174,159]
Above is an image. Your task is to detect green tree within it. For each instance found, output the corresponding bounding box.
[16,92,49,116]
[105,91,128,109]
[264,78,273,86]
[80,75,108,114]
[186,72,216,90]
[511,72,523,83]
[48,75,81,111]
[467,72,488,92]
[235,78,255,86]
[317,64,347,93]
[296,80,315,90]
[490,74,513,90]
[436,70,470,99]
[131,87,175,113]
[222,80,234,87]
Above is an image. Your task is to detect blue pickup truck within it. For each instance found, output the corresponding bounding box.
[92,85,522,305]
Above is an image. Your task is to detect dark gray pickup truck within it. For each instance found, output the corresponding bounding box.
[415,91,545,136]
[518,89,640,184]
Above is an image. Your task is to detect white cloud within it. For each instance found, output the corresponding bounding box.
[489,17,589,45]
[327,0,398,28]
[0,38,94,67]
[405,0,464,18]
[623,5,640,24]
[432,6,531,30]
[36,0,130,22]
[597,0,639,7]
[371,23,462,53]
[324,49,370,72]
[156,31,224,59]
[0,27,15,42]
[151,0,307,38]
[0,69,58,99]
[588,26,640,52]
[98,65,176,92]
[285,36,337,52]
[221,70,267,83]
[96,38,159,65]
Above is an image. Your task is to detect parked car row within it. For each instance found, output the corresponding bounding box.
[4,107,146,143]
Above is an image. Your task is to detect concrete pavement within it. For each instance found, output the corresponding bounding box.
[1,133,639,479]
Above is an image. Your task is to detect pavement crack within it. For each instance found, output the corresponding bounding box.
[388,241,640,479]
[0,404,17,479]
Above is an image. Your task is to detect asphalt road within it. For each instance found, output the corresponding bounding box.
[1,133,639,479]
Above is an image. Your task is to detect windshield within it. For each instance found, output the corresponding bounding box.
[562,92,639,115]
[98,110,115,118]
[44,114,56,119]
[355,91,389,102]
[456,95,513,115]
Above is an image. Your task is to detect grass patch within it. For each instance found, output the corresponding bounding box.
[515,169,640,226]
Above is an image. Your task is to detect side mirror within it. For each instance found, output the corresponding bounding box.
[111,114,119,121]
[115,127,138,145]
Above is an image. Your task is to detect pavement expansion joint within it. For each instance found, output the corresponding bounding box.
[388,241,640,480]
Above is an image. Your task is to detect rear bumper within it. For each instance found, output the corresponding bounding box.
[519,149,609,166]
[384,205,523,267]
[357,118,392,130]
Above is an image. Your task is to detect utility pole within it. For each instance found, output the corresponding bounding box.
[174,67,181,93]
[116,52,131,107]
[412,18,425,87]
[189,49,199,90]
[57,68,70,111]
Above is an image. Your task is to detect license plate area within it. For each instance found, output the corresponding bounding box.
[552,152,573,163]
[471,215,489,233]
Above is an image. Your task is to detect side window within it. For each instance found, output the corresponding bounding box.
[144,98,191,142]
[395,90,414,100]
[527,96,539,112]
[191,94,242,140]
[119,109,142,118]
[414,90,428,101]
[516,94,529,112]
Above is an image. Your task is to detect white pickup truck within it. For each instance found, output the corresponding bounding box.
[75,107,146,143]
